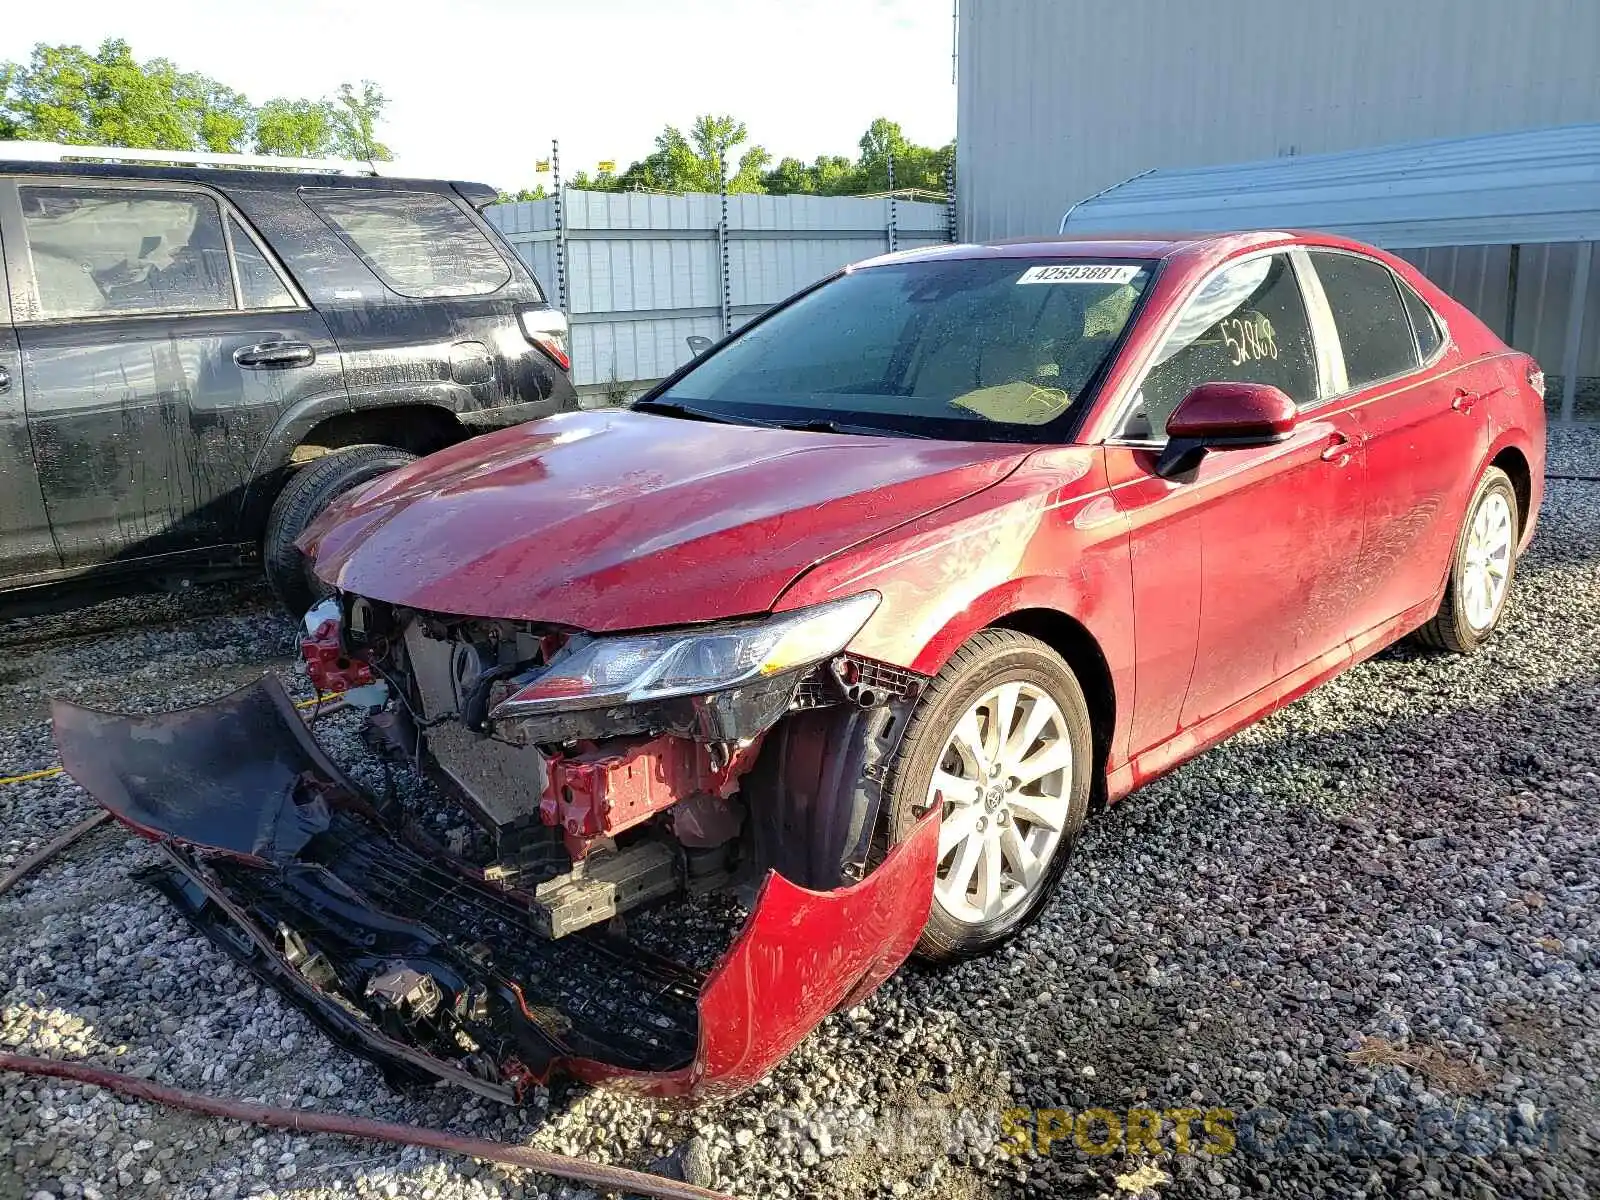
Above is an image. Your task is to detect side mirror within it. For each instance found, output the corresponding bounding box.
[1156,382,1297,478]
[685,335,714,358]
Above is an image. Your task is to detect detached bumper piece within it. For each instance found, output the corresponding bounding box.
[52,676,938,1102]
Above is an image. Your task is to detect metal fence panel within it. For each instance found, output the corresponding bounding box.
[487,190,952,391]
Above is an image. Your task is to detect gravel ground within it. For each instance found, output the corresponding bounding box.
[3,425,1599,1200]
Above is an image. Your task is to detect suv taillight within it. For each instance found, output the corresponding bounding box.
[1527,363,1546,399]
[520,308,571,372]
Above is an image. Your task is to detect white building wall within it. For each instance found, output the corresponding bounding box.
[958,0,1600,240]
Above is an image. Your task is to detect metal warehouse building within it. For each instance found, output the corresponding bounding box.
[956,0,1600,241]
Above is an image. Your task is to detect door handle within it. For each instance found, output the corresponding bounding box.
[1319,432,1355,463]
[1452,388,1479,413]
[234,341,316,369]
[0,366,10,393]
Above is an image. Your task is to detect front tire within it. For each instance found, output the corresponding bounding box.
[881,630,1092,963]
[1414,465,1519,654]
[263,444,417,617]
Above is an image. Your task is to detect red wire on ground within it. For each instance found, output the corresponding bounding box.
[0,1053,737,1200]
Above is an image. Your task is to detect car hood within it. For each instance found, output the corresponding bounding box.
[301,409,1030,629]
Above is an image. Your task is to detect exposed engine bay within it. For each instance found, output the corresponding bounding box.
[52,594,941,1101]
[313,593,930,938]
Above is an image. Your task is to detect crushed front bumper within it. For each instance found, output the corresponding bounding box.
[52,676,937,1102]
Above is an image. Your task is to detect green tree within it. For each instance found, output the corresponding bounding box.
[850,117,951,193]
[330,80,391,161]
[761,152,859,196]
[174,71,252,152]
[0,39,394,165]
[254,97,336,156]
[4,40,193,148]
[761,156,813,194]
[495,184,549,203]
[602,114,771,194]
[0,64,20,139]
[857,117,910,177]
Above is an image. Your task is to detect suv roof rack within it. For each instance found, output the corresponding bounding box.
[0,140,385,176]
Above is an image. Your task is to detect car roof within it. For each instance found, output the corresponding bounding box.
[0,159,497,205]
[855,231,1297,268]
[854,230,1417,279]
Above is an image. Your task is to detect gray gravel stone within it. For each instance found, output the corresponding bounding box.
[3,426,1598,1199]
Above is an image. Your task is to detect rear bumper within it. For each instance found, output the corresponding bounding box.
[51,675,937,1102]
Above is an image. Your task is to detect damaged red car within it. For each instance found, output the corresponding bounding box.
[56,232,1546,1102]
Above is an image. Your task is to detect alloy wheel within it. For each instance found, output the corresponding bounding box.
[1462,490,1514,631]
[923,680,1072,924]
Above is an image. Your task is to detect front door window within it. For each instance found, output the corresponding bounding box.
[1123,253,1320,438]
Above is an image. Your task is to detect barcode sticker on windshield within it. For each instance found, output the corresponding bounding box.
[1017,264,1142,285]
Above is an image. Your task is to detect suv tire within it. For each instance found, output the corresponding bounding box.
[879,630,1093,964]
[263,445,416,617]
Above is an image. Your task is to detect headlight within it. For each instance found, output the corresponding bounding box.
[490,593,880,718]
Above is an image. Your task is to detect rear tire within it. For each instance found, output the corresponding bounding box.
[1413,465,1518,655]
[263,445,416,617]
[879,630,1092,964]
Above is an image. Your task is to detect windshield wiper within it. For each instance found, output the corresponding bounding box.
[779,418,933,439]
[630,399,746,425]
[632,402,930,439]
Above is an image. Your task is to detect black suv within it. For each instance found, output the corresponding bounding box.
[0,145,577,614]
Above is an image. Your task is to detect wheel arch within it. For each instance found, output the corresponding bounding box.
[986,608,1117,807]
[874,574,1128,803]
[1488,442,1532,539]
[292,405,466,461]
[237,402,467,540]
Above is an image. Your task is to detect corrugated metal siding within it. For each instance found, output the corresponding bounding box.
[958,0,1600,241]
[486,191,949,388]
[1053,125,1600,375]
[1059,124,1600,248]
[1396,243,1600,376]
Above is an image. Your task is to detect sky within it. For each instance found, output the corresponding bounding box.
[1,0,958,190]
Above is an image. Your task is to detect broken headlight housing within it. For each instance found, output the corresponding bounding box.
[490,592,880,719]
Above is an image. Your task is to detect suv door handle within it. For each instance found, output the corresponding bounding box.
[1320,432,1355,464]
[1452,388,1479,413]
[234,341,316,369]
[0,366,10,393]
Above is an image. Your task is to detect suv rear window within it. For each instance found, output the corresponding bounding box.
[304,189,510,298]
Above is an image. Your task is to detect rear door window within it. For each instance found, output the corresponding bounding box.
[19,185,236,319]
[1124,253,1319,438]
[1310,252,1419,388]
[303,189,510,298]
[227,215,296,309]
[1397,276,1444,362]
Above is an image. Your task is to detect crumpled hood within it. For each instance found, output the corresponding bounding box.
[302,409,1028,629]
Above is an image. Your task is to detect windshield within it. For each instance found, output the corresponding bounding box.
[651,257,1155,440]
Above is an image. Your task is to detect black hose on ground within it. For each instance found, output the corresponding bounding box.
[0,1052,737,1200]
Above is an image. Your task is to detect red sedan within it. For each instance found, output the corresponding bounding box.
[57,231,1545,1101]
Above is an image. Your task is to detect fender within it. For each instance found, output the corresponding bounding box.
[234,388,355,537]
[1480,372,1546,555]
[235,385,475,540]
[776,449,1137,773]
